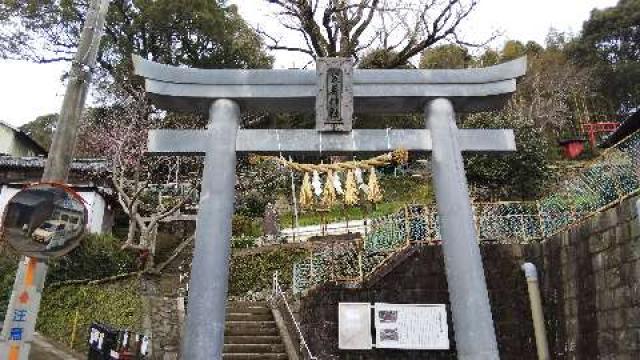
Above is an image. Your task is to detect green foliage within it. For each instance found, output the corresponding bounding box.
[37,280,143,353]
[0,0,273,88]
[420,44,471,69]
[0,255,18,318]
[358,49,415,69]
[19,113,58,150]
[477,49,500,67]
[232,215,262,237]
[47,234,137,284]
[568,0,640,113]
[231,235,258,249]
[500,40,527,61]
[229,248,308,295]
[236,160,289,218]
[463,113,551,200]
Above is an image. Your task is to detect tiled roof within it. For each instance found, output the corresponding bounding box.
[0,156,110,172]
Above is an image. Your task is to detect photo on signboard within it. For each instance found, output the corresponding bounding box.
[0,183,87,258]
[378,310,398,323]
[379,328,399,342]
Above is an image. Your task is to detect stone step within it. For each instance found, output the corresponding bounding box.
[227,301,269,308]
[224,344,285,353]
[226,306,272,315]
[222,353,288,360]
[227,312,273,321]
[226,320,277,328]
[225,325,279,336]
[225,336,283,345]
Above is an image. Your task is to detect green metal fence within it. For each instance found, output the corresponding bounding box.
[293,131,640,294]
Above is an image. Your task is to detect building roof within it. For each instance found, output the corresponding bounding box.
[600,112,640,148]
[0,156,110,172]
[0,120,48,156]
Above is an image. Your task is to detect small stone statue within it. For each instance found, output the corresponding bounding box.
[263,203,280,243]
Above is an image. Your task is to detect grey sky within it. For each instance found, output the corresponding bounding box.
[0,0,618,127]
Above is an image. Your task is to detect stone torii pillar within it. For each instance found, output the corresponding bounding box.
[133,56,527,360]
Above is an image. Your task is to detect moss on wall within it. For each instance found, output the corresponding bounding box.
[0,256,18,319]
[37,279,143,353]
[229,248,309,296]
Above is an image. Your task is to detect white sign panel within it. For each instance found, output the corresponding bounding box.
[374,303,449,350]
[338,303,372,350]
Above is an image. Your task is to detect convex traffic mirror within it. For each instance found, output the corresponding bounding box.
[1,183,87,259]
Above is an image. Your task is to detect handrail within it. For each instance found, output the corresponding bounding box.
[271,271,317,360]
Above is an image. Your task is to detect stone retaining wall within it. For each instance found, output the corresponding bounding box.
[542,196,640,359]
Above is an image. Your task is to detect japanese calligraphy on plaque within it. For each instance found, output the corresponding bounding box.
[316,58,353,132]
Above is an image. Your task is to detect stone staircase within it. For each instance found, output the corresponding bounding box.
[224,301,288,359]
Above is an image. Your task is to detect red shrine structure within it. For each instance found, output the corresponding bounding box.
[582,121,620,148]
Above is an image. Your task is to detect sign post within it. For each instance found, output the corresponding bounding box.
[134,56,526,360]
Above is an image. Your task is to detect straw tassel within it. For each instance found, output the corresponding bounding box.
[344,170,359,206]
[367,167,383,203]
[299,172,314,208]
[321,171,337,208]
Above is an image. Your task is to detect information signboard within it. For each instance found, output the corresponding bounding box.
[374,303,449,350]
[338,303,372,350]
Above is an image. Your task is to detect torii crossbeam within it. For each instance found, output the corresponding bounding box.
[134,56,527,360]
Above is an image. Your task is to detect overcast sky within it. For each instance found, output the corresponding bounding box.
[0,0,618,128]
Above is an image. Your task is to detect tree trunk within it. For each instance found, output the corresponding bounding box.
[141,225,158,270]
[127,219,137,245]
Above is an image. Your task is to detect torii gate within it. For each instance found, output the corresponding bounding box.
[133,56,527,360]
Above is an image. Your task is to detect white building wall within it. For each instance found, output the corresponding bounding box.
[0,125,17,155]
[0,185,109,234]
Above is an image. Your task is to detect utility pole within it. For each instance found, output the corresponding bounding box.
[0,1,110,358]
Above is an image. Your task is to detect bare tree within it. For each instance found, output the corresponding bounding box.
[263,0,482,67]
[77,86,200,269]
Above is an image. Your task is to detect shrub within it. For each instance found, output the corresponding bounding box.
[47,233,137,284]
[37,280,143,353]
[229,248,308,295]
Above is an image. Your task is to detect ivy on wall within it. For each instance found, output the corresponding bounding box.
[37,279,143,354]
[229,248,308,296]
[0,256,18,319]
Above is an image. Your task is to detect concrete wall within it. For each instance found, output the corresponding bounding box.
[298,196,640,359]
[299,244,540,360]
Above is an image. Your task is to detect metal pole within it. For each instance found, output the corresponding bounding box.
[0,1,110,359]
[182,99,240,360]
[521,263,550,360]
[426,98,500,360]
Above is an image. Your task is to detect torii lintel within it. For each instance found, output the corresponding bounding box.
[132,55,526,114]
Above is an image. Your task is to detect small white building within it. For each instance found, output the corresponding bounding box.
[0,121,47,157]
[0,184,114,234]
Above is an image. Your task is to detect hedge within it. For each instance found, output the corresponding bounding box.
[229,248,308,296]
[37,279,143,354]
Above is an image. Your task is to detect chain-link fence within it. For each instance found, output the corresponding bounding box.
[292,131,640,294]
[539,132,640,235]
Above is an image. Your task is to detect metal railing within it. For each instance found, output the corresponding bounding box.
[271,271,317,360]
[292,130,640,294]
